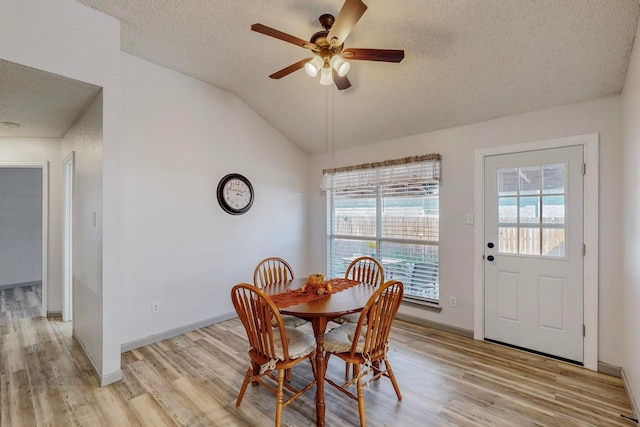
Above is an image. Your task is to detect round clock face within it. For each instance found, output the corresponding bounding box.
[217,173,254,215]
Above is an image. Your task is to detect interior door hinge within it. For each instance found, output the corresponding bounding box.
[583,243,586,256]
[583,163,586,175]
[583,324,586,337]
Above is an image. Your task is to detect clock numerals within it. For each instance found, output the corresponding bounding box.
[224,181,250,209]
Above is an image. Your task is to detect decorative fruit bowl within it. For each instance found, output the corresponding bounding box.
[301,273,333,295]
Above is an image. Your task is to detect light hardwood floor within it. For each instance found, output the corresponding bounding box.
[1,285,636,426]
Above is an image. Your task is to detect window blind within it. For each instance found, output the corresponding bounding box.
[321,154,440,191]
[326,154,441,302]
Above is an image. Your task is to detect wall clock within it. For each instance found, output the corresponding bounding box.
[217,173,254,215]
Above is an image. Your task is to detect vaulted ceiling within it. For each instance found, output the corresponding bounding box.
[2,1,640,154]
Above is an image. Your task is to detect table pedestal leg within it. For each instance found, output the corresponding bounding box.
[312,317,328,427]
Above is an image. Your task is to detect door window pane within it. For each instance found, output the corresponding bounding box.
[542,163,565,194]
[519,166,540,195]
[498,168,518,196]
[519,197,540,224]
[542,228,565,257]
[519,227,541,255]
[496,162,566,258]
[498,227,518,254]
[498,197,518,223]
[542,195,564,224]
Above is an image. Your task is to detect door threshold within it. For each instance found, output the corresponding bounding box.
[484,338,583,366]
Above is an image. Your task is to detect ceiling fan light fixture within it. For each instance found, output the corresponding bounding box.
[330,54,350,77]
[319,66,333,85]
[304,55,324,77]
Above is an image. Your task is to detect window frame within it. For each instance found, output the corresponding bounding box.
[324,155,441,304]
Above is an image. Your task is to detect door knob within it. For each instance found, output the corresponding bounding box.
[487,242,494,248]
[487,255,495,261]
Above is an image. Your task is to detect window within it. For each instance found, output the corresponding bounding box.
[323,154,441,303]
[497,163,566,257]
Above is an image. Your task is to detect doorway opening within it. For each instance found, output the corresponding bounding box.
[0,162,49,318]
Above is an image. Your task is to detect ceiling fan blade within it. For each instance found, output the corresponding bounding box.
[251,24,317,50]
[326,0,368,47]
[332,69,351,90]
[342,48,405,63]
[269,58,311,79]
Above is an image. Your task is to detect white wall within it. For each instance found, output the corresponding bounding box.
[61,91,105,376]
[309,96,623,366]
[119,53,309,345]
[0,139,63,308]
[621,15,640,415]
[1,0,122,384]
[0,168,43,287]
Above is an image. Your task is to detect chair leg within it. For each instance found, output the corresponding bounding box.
[384,356,402,401]
[275,368,285,427]
[345,362,351,380]
[251,362,260,386]
[286,368,292,382]
[236,367,253,407]
[372,361,380,380]
[356,369,366,427]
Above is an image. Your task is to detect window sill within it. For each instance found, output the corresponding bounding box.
[401,297,442,313]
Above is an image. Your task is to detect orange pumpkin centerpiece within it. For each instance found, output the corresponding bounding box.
[302,273,333,295]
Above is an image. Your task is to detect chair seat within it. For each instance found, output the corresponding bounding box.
[273,326,316,360]
[333,313,359,324]
[324,323,367,353]
[279,314,308,328]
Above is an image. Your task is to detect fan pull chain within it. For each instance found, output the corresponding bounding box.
[325,85,335,157]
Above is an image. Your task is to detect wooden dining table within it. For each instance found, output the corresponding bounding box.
[262,277,376,427]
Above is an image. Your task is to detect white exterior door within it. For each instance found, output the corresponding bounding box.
[484,145,584,363]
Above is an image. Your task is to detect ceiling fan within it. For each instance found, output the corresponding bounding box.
[251,0,404,90]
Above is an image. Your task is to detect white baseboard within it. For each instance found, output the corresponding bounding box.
[395,312,474,338]
[100,370,123,387]
[72,333,122,387]
[120,312,238,353]
[598,361,622,377]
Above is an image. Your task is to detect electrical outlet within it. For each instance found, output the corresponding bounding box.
[449,296,457,307]
[151,302,160,314]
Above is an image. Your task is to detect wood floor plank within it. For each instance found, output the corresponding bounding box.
[128,393,178,427]
[8,369,37,427]
[92,385,143,427]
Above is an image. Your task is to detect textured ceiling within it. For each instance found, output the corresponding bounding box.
[2,1,639,153]
[0,60,101,138]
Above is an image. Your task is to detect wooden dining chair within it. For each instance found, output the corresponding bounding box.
[338,257,384,325]
[345,256,385,288]
[338,256,385,378]
[231,283,317,427]
[254,257,295,288]
[253,257,307,328]
[323,280,404,427]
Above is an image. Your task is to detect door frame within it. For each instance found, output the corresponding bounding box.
[63,152,74,322]
[0,161,49,318]
[473,133,599,371]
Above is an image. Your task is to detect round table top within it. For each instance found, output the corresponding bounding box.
[263,278,376,319]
